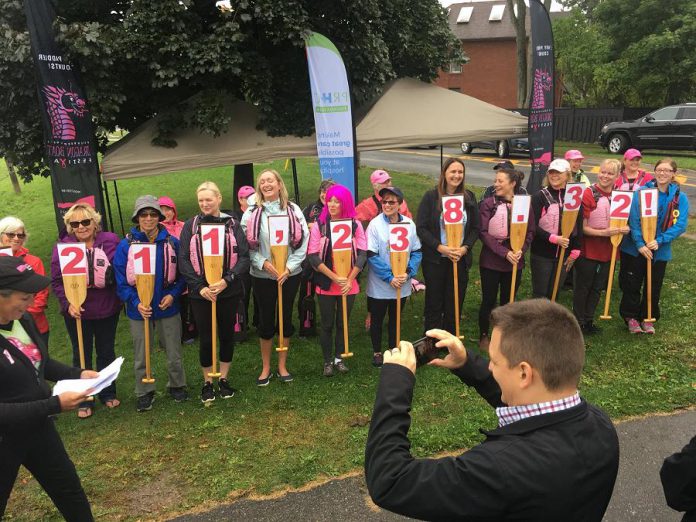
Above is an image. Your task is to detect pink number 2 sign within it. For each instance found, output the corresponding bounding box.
[57,243,88,276]
[610,191,634,220]
[330,219,353,251]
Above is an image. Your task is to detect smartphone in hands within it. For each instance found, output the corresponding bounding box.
[413,336,447,367]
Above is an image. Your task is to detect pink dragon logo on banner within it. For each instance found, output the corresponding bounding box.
[532,151,552,166]
[42,85,88,141]
[56,195,96,210]
[531,68,553,110]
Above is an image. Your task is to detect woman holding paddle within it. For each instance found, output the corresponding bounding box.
[619,158,689,334]
[477,168,533,350]
[179,182,250,403]
[50,203,122,419]
[240,170,309,386]
[307,184,367,377]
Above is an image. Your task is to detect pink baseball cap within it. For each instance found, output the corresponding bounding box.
[237,185,255,199]
[624,148,642,161]
[564,149,584,161]
[370,169,391,184]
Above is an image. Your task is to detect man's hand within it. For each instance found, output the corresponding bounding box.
[383,341,417,375]
[425,328,468,370]
[58,390,95,412]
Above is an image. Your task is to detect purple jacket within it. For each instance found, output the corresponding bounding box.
[51,231,122,320]
[478,196,535,272]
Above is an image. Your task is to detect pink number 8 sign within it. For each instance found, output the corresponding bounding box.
[441,195,464,225]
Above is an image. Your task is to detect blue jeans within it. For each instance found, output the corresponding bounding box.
[63,312,120,404]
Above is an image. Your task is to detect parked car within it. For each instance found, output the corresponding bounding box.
[460,137,529,158]
[598,103,696,154]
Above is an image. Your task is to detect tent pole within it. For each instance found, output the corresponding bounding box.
[113,181,125,236]
[102,180,113,233]
[291,158,300,205]
[440,145,444,170]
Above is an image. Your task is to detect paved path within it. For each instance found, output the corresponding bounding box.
[171,408,695,522]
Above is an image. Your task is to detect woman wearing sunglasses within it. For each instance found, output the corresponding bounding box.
[50,203,122,419]
[0,216,50,345]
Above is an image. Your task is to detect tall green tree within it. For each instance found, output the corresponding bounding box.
[556,0,696,107]
[0,0,463,182]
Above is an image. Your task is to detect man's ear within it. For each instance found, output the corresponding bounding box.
[519,361,534,390]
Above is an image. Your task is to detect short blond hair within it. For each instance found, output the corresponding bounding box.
[64,203,102,236]
[601,158,622,175]
[196,181,222,198]
[256,169,289,210]
[0,216,28,244]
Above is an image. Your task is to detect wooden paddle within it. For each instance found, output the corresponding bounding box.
[442,195,465,338]
[551,183,584,302]
[509,195,531,303]
[600,191,634,320]
[640,188,658,322]
[200,224,225,378]
[330,219,354,358]
[131,243,157,383]
[389,222,410,348]
[57,243,88,369]
[269,215,290,352]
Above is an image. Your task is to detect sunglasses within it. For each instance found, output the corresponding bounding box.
[381,200,399,206]
[138,211,160,219]
[3,232,26,240]
[69,219,92,229]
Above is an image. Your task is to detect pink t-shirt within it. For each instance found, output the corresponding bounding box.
[307,220,367,296]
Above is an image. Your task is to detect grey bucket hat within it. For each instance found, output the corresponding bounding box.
[131,195,164,223]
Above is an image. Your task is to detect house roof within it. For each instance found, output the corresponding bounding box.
[446,1,566,42]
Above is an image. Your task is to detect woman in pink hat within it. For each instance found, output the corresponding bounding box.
[231,185,258,340]
[564,150,590,186]
[615,149,654,191]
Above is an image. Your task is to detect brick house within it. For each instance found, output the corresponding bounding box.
[436,1,564,109]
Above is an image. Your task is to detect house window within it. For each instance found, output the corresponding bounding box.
[489,4,505,21]
[457,6,474,23]
[449,62,462,74]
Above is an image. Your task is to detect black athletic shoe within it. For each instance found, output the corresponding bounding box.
[218,378,235,399]
[136,391,155,412]
[169,387,189,402]
[201,381,216,403]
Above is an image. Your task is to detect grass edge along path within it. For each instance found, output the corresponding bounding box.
[2,159,695,521]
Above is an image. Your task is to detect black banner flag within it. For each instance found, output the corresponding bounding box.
[24,0,106,231]
[526,0,555,194]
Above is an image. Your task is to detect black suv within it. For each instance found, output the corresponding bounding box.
[598,103,696,154]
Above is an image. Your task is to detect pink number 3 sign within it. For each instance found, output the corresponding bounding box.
[389,224,410,252]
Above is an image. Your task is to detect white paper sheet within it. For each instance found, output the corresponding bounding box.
[52,356,124,396]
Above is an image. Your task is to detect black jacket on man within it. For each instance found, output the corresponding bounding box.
[365,351,620,521]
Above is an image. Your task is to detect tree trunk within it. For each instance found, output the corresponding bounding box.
[507,0,528,108]
[5,158,21,194]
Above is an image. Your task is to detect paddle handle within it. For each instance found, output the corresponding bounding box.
[600,246,618,320]
[550,246,567,303]
[340,294,353,358]
[208,301,221,378]
[453,260,460,338]
[276,281,287,352]
[645,258,656,322]
[76,318,86,369]
[142,317,155,383]
[395,287,402,348]
[510,263,518,303]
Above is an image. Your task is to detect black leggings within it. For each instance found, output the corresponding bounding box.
[252,274,302,340]
[370,297,407,353]
[479,267,520,338]
[572,257,610,325]
[422,257,468,335]
[190,296,239,366]
[0,419,93,521]
[619,252,667,322]
[317,294,356,363]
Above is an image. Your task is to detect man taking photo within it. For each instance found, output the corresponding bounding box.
[365,299,619,521]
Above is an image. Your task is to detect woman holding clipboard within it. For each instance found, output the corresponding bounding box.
[618,158,688,334]
[477,168,533,350]
[240,170,309,386]
[416,158,478,336]
[179,182,250,403]
[307,184,367,377]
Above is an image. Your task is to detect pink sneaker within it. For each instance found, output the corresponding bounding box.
[627,319,642,334]
[640,321,655,334]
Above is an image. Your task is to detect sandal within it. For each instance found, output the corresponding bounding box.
[77,407,93,419]
[104,398,121,409]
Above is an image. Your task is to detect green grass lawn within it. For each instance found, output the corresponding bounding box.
[1,159,695,521]
[557,140,696,171]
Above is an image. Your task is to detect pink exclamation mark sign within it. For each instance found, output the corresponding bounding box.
[645,191,653,216]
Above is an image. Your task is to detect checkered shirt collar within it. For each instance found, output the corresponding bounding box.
[495,392,581,427]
